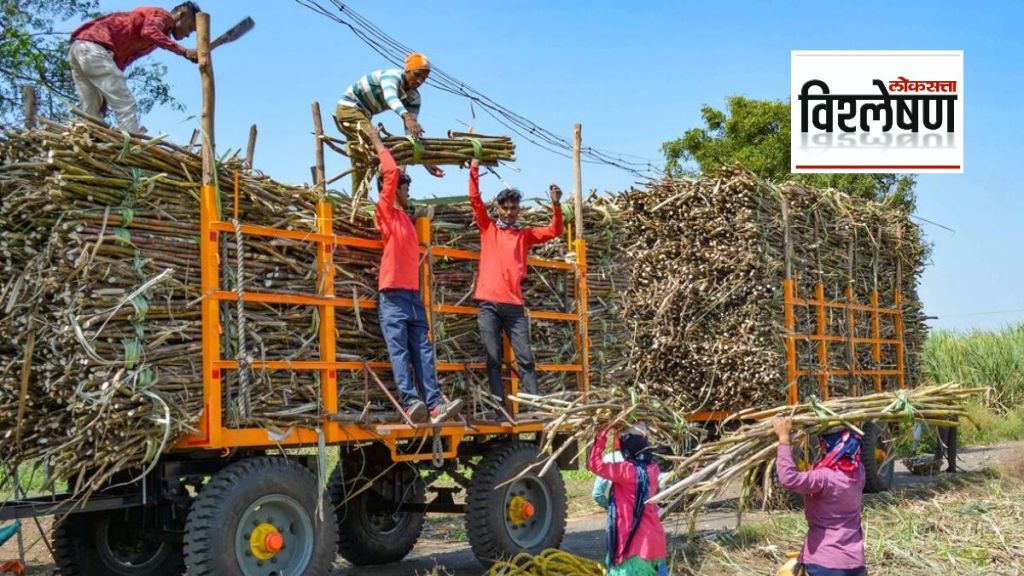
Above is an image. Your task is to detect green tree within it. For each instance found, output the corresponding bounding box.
[0,0,181,126]
[662,96,916,210]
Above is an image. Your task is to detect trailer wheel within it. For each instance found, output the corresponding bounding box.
[862,421,895,493]
[466,442,566,567]
[330,443,425,566]
[183,457,337,575]
[52,509,183,575]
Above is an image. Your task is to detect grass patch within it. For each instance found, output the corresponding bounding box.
[924,325,1024,406]
[668,469,1024,575]
[959,401,1024,446]
[1,462,66,498]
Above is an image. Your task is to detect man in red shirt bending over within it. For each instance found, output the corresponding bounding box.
[69,3,200,133]
[468,158,563,416]
[368,130,462,424]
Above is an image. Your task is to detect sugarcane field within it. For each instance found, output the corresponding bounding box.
[1,2,1021,576]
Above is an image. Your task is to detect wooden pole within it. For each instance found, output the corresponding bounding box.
[311,103,326,196]
[197,12,215,186]
[22,86,37,129]
[245,124,258,171]
[572,123,583,239]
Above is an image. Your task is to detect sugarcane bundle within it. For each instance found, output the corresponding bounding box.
[615,168,928,411]
[335,130,515,170]
[509,385,697,475]
[0,119,599,493]
[647,384,980,514]
[0,118,330,492]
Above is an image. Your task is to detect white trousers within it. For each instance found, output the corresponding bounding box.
[68,40,143,133]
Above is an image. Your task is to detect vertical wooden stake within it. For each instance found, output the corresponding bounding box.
[245,124,258,171]
[311,103,326,197]
[572,124,583,239]
[22,86,37,129]
[197,12,215,187]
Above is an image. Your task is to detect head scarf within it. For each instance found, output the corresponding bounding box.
[404,52,430,72]
[618,432,653,465]
[814,427,863,474]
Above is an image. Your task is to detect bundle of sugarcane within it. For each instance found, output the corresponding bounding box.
[616,168,928,411]
[0,118,610,493]
[0,118,327,492]
[333,130,515,170]
[647,384,979,514]
[510,386,697,474]
[485,549,605,576]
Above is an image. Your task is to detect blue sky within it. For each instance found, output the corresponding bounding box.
[78,1,1023,332]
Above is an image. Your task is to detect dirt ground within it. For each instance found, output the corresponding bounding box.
[4,442,1019,576]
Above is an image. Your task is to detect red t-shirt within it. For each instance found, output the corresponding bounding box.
[468,165,563,305]
[71,7,188,70]
[375,150,420,291]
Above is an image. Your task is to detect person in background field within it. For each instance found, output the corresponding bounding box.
[334,53,444,193]
[772,417,868,576]
[935,417,958,473]
[367,128,461,424]
[468,157,563,417]
[69,2,200,133]
[588,423,669,576]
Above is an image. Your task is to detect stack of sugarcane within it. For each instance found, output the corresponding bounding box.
[616,168,928,411]
[647,383,979,514]
[340,184,631,413]
[0,119,596,493]
[331,130,515,170]
[0,118,330,492]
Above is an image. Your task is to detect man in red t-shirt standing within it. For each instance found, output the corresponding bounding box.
[468,158,563,414]
[367,130,462,424]
[68,3,200,133]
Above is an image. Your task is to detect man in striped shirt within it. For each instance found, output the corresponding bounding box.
[334,53,444,194]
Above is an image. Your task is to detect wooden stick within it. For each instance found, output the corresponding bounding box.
[311,103,326,196]
[15,312,36,444]
[573,123,583,239]
[245,124,257,171]
[196,12,215,187]
[22,85,37,129]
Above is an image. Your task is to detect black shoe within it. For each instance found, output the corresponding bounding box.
[403,400,429,424]
[430,399,464,423]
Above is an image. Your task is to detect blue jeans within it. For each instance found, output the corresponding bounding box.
[378,289,441,410]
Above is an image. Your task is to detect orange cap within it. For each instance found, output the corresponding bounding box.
[405,52,430,72]
[264,531,284,553]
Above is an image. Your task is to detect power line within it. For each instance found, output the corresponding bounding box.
[934,308,1024,319]
[294,0,663,179]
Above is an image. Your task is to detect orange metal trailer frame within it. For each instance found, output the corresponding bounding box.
[688,278,907,422]
[173,181,590,461]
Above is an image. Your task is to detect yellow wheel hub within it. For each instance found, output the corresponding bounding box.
[249,522,284,560]
[875,448,887,462]
[507,495,536,526]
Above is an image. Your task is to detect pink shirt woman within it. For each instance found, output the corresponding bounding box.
[588,426,667,576]
[773,417,868,576]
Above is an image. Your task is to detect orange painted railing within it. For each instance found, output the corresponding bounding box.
[782,278,906,405]
[175,181,589,456]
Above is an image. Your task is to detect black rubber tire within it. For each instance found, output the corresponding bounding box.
[465,442,567,567]
[329,444,425,566]
[52,509,183,576]
[183,456,338,575]
[862,421,895,493]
